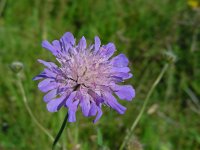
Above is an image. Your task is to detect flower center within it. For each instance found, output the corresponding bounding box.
[61,50,112,91]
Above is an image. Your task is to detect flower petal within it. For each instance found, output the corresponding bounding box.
[43,69,57,78]
[93,106,103,123]
[38,79,57,92]
[78,36,87,50]
[88,89,104,106]
[111,54,129,67]
[47,95,67,112]
[111,67,130,73]
[94,36,101,53]
[52,40,62,52]
[32,72,47,80]
[42,40,58,56]
[124,73,133,79]
[110,76,123,82]
[38,78,52,90]
[101,43,116,59]
[113,72,130,79]
[68,100,79,122]
[80,94,90,117]
[38,59,57,68]
[62,32,75,46]
[65,91,77,107]
[43,89,58,102]
[88,102,97,116]
[104,92,126,114]
[113,85,135,101]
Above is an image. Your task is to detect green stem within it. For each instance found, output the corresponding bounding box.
[59,111,67,150]
[16,74,61,148]
[52,112,68,150]
[119,64,169,150]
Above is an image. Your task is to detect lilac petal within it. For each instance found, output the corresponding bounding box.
[40,83,57,93]
[113,72,130,79]
[62,32,75,46]
[42,40,57,56]
[57,86,70,93]
[43,69,57,78]
[47,95,67,112]
[111,67,130,73]
[93,106,103,123]
[110,76,123,82]
[78,36,87,50]
[33,72,47,80]
[101,43,116,59]
[88,102,97,116]
[80,94,90,117]
[113,85,135,101]
[33,75,43,80]
[59,38,70,53]
[94,36,101,53]
[104,93,126,114]
[124,73,133,79]
[65,91,77,107]
[111,54,129,67]
[38,79,52,90]
[68,100,79,122]
[42,84,58,93]
[38,59,57,68]
[38,79,57,92]
[88,89,104,106]
[52,40,62,52]
[43,89,57,103]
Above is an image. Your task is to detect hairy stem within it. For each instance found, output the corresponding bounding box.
[119,64,169,150]
[16,74,61,148]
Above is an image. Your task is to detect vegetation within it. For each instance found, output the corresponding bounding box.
[0,0,199,149]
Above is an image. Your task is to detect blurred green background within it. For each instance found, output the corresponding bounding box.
[0,0,200,149]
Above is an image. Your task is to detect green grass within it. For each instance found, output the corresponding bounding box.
[0,0,200,149]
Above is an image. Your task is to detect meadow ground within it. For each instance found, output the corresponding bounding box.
[0,0,200,150]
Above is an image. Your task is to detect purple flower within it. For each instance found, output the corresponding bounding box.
[34,32,135,123]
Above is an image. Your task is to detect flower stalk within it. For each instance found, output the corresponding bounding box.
[119,63,169,150]
[16,73,61,148]
[52,112,68,150]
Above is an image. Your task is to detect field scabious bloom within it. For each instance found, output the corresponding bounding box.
[34,32,135,123]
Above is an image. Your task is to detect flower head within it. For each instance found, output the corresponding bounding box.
[34,32,135,123]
